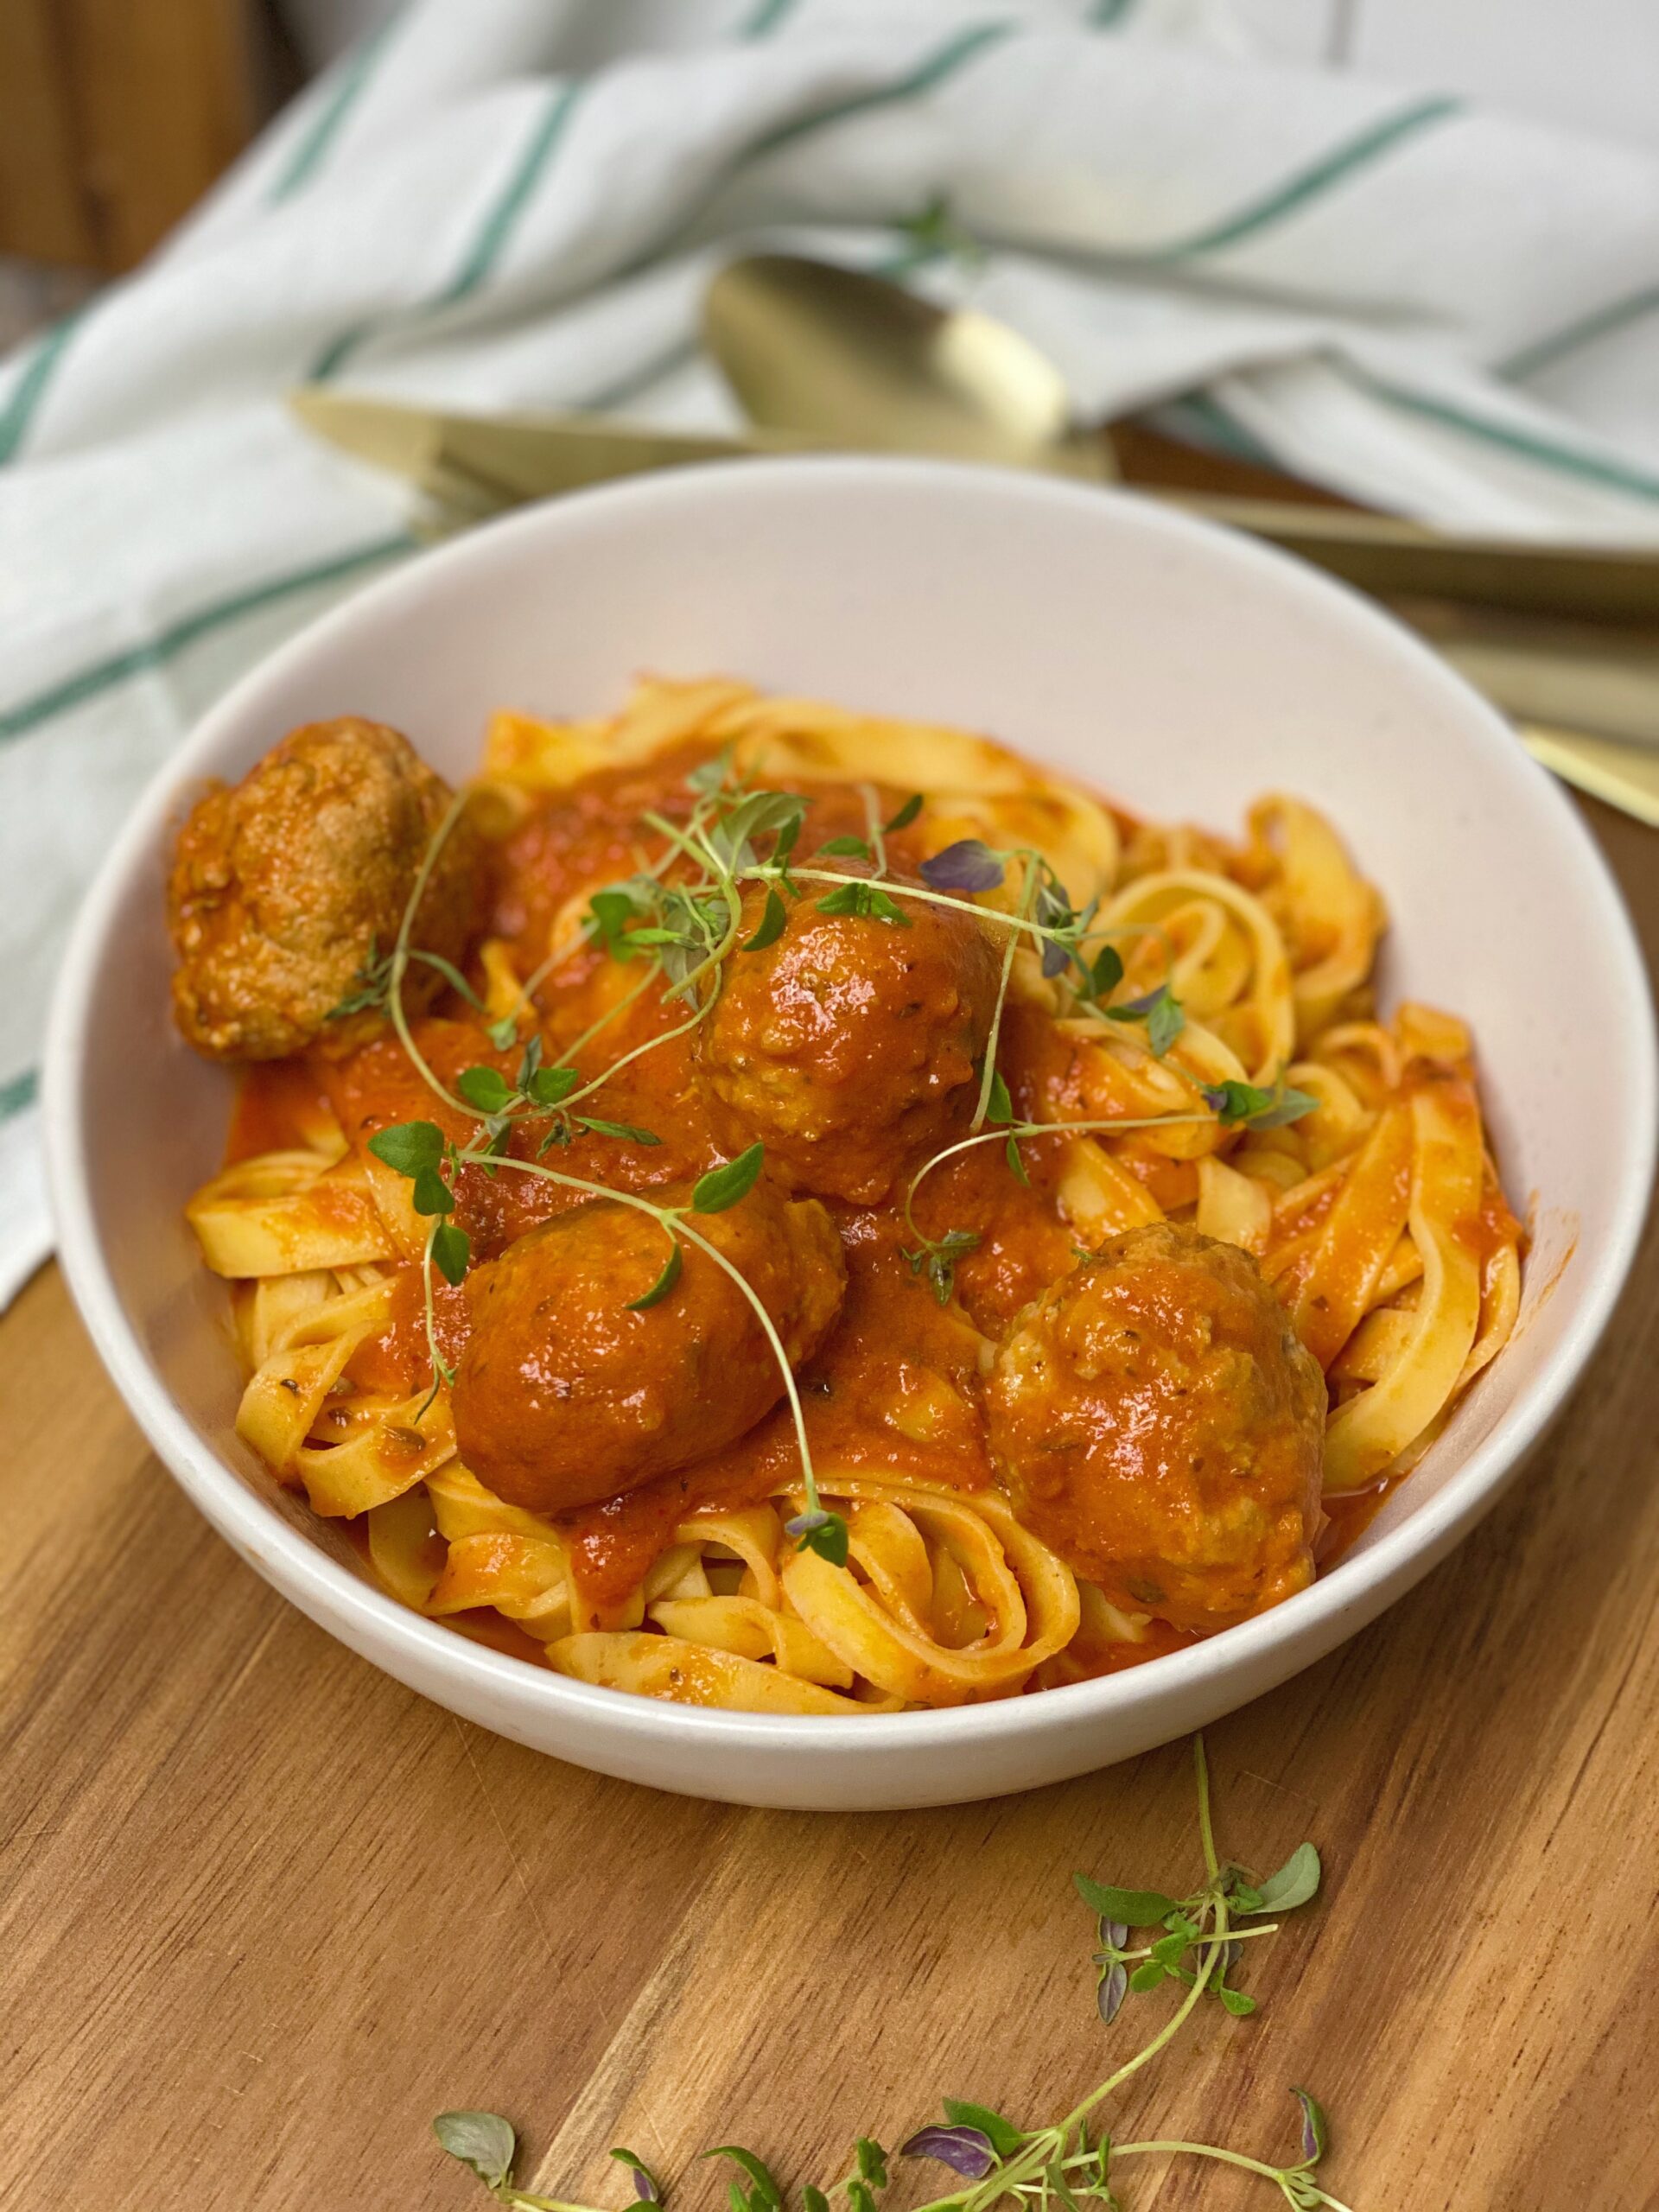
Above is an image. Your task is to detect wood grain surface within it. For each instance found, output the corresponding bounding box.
[3,793,1655,2212]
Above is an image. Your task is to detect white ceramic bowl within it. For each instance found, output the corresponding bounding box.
[46,459,1656,1810]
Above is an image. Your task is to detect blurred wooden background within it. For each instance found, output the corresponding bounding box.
[0,0,287,278]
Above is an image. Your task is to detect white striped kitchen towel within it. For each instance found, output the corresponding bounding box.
[5,0,1659,1304]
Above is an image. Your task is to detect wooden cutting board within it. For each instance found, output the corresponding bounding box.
[3,792,1656,2212]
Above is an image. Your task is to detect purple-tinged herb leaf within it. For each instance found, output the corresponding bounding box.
[1040,937,1069,979]
[1292,2088,1329,2165]
[1096,1961,1128,2024]
[900,2127,997,2180]
[611,2148,664,2203]
[1201,1080,1319,1131]
[1104,1919,1128,1949]
[786,1509,849,1568]
[920,839,1005,893]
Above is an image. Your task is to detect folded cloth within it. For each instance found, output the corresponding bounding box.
[6,0,1659,1306]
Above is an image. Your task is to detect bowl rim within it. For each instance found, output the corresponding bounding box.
[43,454,1659,1758]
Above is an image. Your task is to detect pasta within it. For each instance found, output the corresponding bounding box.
[173,680,1524,1714]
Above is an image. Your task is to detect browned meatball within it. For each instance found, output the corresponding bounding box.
[167,718,485,1060]
[986,1222,1326,1634]
[451,1179,846,1514]
[698,868,999,1204]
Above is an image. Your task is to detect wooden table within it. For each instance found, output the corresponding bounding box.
[4,794,1656,2212]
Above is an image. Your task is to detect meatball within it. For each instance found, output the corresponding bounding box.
[167,717,485,1060]
[451,1180,846,1514]
[698,868,998,1204]
[986,1222,1326,1633]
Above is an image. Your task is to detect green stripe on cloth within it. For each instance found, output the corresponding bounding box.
[0,532,416,747]
[270,5,409,201]
[0,312,84,467]
[739,0,802,35]
[312,78,585,379]
[1151,93,1462,261]
[1500,283,1659,382]
[1351,365,1659,505]
[749,19,1015,159]
[0,1070,38,1123]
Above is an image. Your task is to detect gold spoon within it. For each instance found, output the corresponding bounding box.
[701,253,1114,480]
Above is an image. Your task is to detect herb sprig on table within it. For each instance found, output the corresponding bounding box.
[340,755,1315,1569]
[430,1738,1351,2212]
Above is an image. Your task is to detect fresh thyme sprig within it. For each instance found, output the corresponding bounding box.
[340,759,1312,1556]
[429,1738,1356,2212]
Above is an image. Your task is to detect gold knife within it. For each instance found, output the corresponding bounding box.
[291,388,1659,821]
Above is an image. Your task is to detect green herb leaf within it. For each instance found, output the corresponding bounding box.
[848,2182,877,2212]
[940,2103,1023,2159]
[431,1221,471,1286]
[787,1509,850,1567]
[1073,1877,1180,1926]
[744,888,788,952]
[1104,984,1185,1057]
[1217,1985,1256,2017]
[1004,1133,1030,1187]
[457,1065,513,1114]
[409,949,486,1009]
[626,1238,683,1312]
[410,1164,454,1217]
[1146,986,1185,1057]
[815,881,912,926]
[692,1144,765,1213]
[433,2110,516,2190]
[815,880,865,918]
[818,835,872,859]
[1252,1841,1322,1913]
[367,1120,445,1177]
[1088,945,1124,1001]
[885,793,924,832]
[589,885,645,953]
[987,1070,1014,1125]
[529,1065,580,1108]
[804,2190,831,2212]
[855,2139,888,2190]
[706,2147,784,2212]
[486,1014,521,1051]
[864,887,912,927]
[611,2147,664,2203]
[574,1116,662,1147]
[1128,1961,1166,1993]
